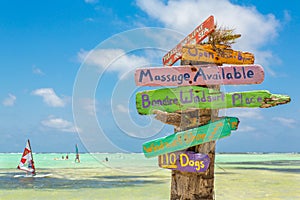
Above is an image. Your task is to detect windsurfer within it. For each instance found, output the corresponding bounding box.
[75,144,80,163]
[75,154,80,163]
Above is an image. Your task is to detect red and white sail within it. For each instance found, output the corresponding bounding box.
[17,140,36,174]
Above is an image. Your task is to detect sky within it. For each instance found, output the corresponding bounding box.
[0,0,299,153]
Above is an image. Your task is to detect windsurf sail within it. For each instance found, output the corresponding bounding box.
[17,139,36,175]
[75,144,78,155]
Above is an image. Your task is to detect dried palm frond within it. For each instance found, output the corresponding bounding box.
[204,25,241,50]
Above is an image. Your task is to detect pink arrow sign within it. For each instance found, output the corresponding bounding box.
[162,15,215,66]
[135,64,264,86]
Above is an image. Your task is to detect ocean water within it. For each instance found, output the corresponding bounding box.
[0,153,299,200]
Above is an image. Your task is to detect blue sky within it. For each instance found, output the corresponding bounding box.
[0,0,299,153]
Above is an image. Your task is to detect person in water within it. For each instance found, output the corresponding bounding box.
[75,153,80,163]
[75,144,80,163]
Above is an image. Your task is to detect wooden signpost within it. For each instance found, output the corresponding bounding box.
[182,44,254,65]
[142,117,239,158]
[133,15,291,200]
[158,151,210,173]
[162,16,215,66]
[136,86,291,115]
[135,64,264,86]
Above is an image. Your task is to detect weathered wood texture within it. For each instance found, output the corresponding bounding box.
[154,109,214,128]
[136,86,291,115]
[170,105,218,200]
[142,117,239,158]
[170,49,248,199]
[182,44,254,65]
[162,16,215,66]
[135,64,264,86]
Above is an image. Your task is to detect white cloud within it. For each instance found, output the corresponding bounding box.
[85,18,95,22]
[283,10,291,24]
[79,98,98,116]
[136,0,281,74]
[223,108,263,119]
[78,48,149,77]
[41,116,79,133]
[84,0,98,4]
[116,104,129,113]
[32,88,66,107]
[2,93,16,106]
[238,125,256,132]
[32,66,45,75]
[272,117,297,128]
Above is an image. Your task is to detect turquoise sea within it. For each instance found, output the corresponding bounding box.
[0,153,299,200]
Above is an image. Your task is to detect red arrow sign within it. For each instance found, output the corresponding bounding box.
[162,15,215,66]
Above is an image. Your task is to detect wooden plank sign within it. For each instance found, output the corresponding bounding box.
[182,44,254,65]
[162,16,215,66]
[136,86,291,115]
[135,64,264,86]
[143,117,239,158]
[158,151,210,173]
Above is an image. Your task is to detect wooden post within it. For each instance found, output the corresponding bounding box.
[170,105,218,200]
[170,60,218,200]
[152,107,217,200]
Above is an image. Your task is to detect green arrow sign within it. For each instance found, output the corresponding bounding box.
[136,86,290,115]
[143,117,239,158]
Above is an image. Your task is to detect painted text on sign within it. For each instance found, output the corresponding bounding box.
[142,117,239,158]
[182,44,254,65]
[158,151,210,173]
[135,64,264,86]
[136,86,291,115]
[162,16,215,66]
